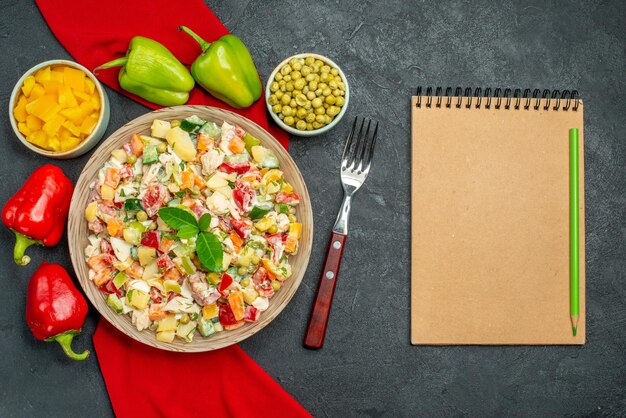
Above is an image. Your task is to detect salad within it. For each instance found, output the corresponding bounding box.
[83,115,302,343]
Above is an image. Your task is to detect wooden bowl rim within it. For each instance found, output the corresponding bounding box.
[68,105,313,352]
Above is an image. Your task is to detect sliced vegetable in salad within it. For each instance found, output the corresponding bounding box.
[84,115,302,343]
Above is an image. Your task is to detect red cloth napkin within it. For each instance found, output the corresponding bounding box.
[35,0,288,149]
[36,1,307,417]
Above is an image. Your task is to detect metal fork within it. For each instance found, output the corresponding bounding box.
[304,117,379,349]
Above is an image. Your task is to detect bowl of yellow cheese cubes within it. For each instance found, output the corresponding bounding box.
[9,59,110,159]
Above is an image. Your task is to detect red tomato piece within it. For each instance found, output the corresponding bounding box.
[142,183,170,216]
[156,253,174,271]
[230,217,252,240]
[218,302,239,326]
[243,306,260,322]
[99,279,122,297]
[218,162,251,175]
[141,230,160,249]
[232,180,254,212]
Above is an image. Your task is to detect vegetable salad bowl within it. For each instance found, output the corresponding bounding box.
[68,105,313,352]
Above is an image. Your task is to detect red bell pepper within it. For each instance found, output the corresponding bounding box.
[26,262,89,361]
[141,230,160,249]
[218,162,251,175]
[219,273,234,294]
[2,165,73,265]
[275,191,300,205]
[218,302,238,326]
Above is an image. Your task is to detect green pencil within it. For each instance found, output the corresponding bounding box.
[570,128,580,336]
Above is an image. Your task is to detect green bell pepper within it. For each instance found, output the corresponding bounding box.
[95,36,195,106]
[179,26,262,109]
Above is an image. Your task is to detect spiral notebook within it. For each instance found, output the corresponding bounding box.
[411,87,585,345]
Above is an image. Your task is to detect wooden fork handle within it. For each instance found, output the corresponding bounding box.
[304,231,347,349]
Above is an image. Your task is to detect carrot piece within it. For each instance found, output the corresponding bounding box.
[194,174,206,189]
[130,133,144,156]
[229,231,244,248]
[180,170,195,190]
[228,136,245,154]
[197,134,214,152]
[104,167,121,189]
[159,237,175,253]
[148,303,168,320]
[106,218,124,237]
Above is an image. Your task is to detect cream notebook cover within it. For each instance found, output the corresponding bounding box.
[411,88,585,345]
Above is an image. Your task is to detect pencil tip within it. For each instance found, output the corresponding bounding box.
[573,326,577,337]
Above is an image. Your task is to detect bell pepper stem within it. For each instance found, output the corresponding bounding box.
[178,26,211,53]
[13,231,41,266]
[93,57,128,75]
[46,330,90,361]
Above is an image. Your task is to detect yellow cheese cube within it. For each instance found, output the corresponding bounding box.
[74,90,91,102]
[62,120,81,136]
[58,127,71,141]
[42,114,65,137]
[34,66,51,83]
[79,115,98,135]
[90,95,101,110]
[41,80,62,95]
[13,95,28,122]
[63,67,85,92]
[60,136,81,151]
[58,85,78,108]
[26,131,48,148]
[17,122,30,136]
[49,70,64,82]
[21,76,36,96]
[47,136,61,151]
[39,103,62,123]
[28,84,45,101]
[85,78,95,94]
[60,107,87,125]
[26,115,42,131]
[79,101,95,114]
[25,95,56,117]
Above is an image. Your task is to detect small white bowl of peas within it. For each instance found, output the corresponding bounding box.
[266,53,349,137]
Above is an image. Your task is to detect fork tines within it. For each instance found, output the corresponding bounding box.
[341,117,379,175]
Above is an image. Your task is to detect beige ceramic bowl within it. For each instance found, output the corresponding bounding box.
[68,105,313,352]
[8,59,110,159]
[266,53,350,137]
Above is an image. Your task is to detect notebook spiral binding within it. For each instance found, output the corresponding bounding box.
[415,86,580,111]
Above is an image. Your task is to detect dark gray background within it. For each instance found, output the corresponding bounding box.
[1,1,624,417]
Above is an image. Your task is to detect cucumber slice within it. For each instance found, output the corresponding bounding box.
[113,271,129,289]
[224,152,250,163]
[106,294,124,314]
[180,115,207,133]
[199,121,221,138]
[243,133,261,153]
[143,145,159,165]
[249,201,274,220]
[198,319,215,337]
